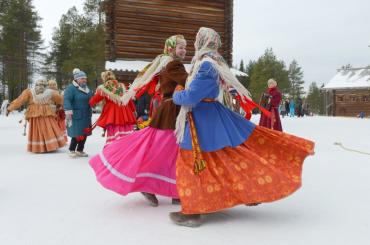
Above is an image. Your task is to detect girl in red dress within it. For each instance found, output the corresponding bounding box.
[89,71,136,144]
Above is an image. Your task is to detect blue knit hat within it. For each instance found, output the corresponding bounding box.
[73,68,87,80]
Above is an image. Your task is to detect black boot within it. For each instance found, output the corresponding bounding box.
[245,202,261,206]
[172,198,181,205]
[141,192,158,207]
[169,212,201,227]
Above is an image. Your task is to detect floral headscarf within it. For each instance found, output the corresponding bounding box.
[97,71,127,103]
[164,34,185,56]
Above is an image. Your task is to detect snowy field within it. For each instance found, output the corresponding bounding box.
[0,113,369,245]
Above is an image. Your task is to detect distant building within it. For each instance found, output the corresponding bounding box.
[322,67,370,117]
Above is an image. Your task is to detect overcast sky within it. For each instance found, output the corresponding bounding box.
[33,0,370,90]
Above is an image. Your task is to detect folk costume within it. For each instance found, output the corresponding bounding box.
[259,79,283,131]
[89,71,136,144]
[170,28,315,227]
[89,35,188,204]
[48,80,68,142]
[7,80,66,153]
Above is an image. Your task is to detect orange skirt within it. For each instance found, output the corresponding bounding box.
[176,125,315,214]
[57,118,68,143]
[27,116,66,153]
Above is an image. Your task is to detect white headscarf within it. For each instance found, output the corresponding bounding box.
[121,35,186,105]
[175,27,251,143]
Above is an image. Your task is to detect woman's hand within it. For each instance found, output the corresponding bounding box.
[175,85,185,92]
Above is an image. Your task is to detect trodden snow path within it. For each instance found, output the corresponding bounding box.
[0,113,369,245]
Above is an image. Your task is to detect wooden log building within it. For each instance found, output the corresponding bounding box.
[322,67,370,117]
[103,0,246,82]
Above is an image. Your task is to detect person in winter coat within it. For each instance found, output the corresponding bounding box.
[284,98,290,116]
[280,101,287,118]
[64,68,93,157]
[289,99,295,117]
[297,98,303,117]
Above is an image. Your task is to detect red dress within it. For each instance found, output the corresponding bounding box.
[259,87,283,131]
[89,86,136,143]
[134,75,161,118]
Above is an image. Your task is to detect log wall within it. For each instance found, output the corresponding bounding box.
[104,0,233,65]
[333,89,370,117]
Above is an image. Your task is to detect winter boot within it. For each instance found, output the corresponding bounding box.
[141,192,158,207]
[245,202,261,206]
[69,151,77,158]
[169,212,202,227]
[76,151,88,157]
[172,198,181,205]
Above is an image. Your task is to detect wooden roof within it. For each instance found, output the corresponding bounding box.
[104,0,233,65]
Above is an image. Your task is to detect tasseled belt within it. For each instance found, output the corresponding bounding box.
[187,98,216,174]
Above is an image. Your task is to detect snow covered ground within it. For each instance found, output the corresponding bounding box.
[0,113,369,245]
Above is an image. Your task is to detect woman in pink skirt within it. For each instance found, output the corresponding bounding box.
[89,35,188,206]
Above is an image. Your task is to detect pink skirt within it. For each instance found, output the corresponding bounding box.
[105,124,134,144]
[89,126,179,198]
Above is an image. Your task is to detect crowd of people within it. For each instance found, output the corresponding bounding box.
[279,97,311,118]
[4,27,315,227]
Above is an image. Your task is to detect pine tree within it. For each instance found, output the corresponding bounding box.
[241,60,255,89]
[83,0,104,26]
[288,59,305,101]
[248,48,290,102]
[45,0,105,89]
[44,7,82,88]
[0,0,42,100]
[306,82,324,114]
[239,59,245,72]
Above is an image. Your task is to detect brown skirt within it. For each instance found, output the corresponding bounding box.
[27,116,66,153]
[176,126,315,214]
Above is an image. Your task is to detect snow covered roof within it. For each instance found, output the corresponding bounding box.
[323,67,370,90]
[106,60,248,77]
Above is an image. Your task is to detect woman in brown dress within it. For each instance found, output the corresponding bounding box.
[6,79,66,153]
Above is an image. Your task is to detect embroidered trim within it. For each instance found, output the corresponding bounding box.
[98,153,176,184]
[96,84,127,105]
[106,130,134,140]
[28,135,65,145]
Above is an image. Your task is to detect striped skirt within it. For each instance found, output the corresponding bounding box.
[27,116,66,153]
